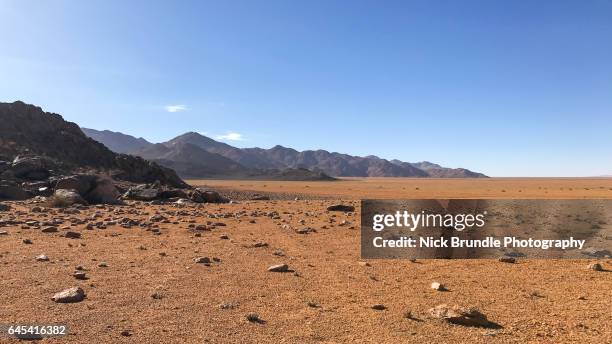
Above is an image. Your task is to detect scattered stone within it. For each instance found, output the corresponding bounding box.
[326,204,355,212]
[151,292,164,300]
[64,231,82,239]
[371,304,386,310]
[52,287,86,303]
[120,330,132,337]
[73,271,88,280]
[0,230,8,235]
[23,238,33,244]
[358,261,371,267]
[246,313,263,323]
[267,264,289,272]
[219,235,229,240]
[588,263,603,271]
[35,254,49,261]
[41,226,58,233]
[194,257,211,264]
[431,282,446,291]
[498,257,516,263]
[219,302,237,309]
[307,301,319,308]
[428,304,490,327]
[98,262,108,267]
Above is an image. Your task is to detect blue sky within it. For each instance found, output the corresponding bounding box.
[1,0,611,177]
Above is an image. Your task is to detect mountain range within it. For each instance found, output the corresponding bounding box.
[81,128,487,179]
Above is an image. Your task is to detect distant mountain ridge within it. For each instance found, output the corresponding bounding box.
[83,128,487,178]
[81,128,152,154]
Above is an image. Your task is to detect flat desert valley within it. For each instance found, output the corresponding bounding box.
[1,178,611,343]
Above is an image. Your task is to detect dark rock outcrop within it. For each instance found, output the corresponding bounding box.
[0,101,187,188]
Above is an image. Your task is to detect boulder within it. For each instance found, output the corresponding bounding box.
[10,156,53,180]
[51,189,88,206]
[123,186,160,201]
[0,183,29,200]
[84,177,122,204]
[54,175,96,195]
[159,188,188,199]
[0,160,9,173]
[189,189,227,203]
[428,304,490,327]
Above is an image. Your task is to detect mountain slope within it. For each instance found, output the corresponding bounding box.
[137,142,250,178]
[81,128,153,154]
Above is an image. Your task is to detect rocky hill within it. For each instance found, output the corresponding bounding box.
[0,101,186,188]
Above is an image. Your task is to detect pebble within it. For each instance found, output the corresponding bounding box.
[35,254,49,262]
[267,264,289,272]
[588,263,603,271]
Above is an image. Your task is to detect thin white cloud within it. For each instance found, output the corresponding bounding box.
[216,132,245,141]
[165,104,187,113]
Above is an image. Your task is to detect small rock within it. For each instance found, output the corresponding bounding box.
[64,231,82,239]
[428,304,490,327]
[358,261,371,267]
[98,262,108,267]
[431,282,446,291]
[35,254,49,261]
[194,257,211,264]
[73,271,87,280]
[52,287,85,303]
[498,257,516,263]
[151,292,164,300]
[246,313,263,323]
[371,304,386,310]
[588,263,603,271]
[120,330,132,337]
[326,204,355,212]
[267,264,289,272]
[23,239,33,244]
[41,226,58,233]
[219,302,237,309]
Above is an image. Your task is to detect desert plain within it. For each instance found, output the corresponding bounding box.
[1,177,611,343]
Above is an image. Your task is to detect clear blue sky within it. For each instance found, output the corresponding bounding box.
[1,0,611,177]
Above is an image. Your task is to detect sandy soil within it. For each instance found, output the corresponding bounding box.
[191,177,612,199]
[0,178,610,343]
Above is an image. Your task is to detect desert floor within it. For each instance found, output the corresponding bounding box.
[1,178,611,343]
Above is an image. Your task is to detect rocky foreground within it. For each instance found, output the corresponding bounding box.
[0,196,610,343]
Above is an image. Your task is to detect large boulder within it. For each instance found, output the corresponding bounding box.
[123,186,160,201]
[84,177,122,204]
[189,188,227,203]
[0,183,29,200]
[54,175,96,195]
[0,160,9,173]
[51,189,87,207]
[10,156,54,180]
